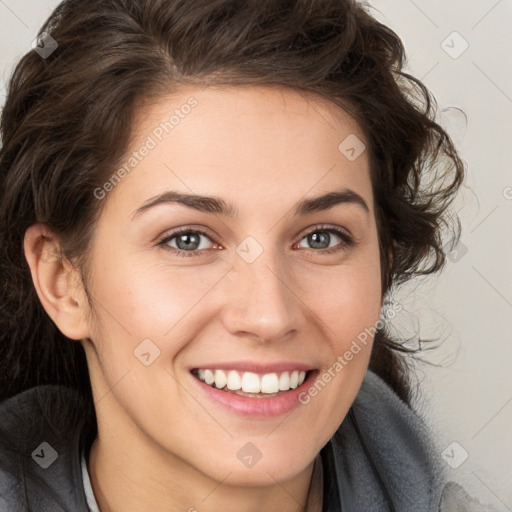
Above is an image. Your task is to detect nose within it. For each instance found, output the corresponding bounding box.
[220,247,303,344]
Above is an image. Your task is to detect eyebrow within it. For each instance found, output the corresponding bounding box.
[131,186,369,219]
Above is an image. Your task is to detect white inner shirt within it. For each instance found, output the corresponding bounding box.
[81,452,100,512]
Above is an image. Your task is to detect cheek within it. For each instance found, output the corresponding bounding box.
[308,252,383,351]
[92,254,226,340]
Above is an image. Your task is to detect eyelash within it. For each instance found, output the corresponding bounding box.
[157,225,355,258]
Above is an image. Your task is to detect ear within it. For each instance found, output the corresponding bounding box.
[23,223,91,340]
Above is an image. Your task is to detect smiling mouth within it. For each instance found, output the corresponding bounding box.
[191,368,311,398]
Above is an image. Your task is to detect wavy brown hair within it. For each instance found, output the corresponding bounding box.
[0,0,464,422]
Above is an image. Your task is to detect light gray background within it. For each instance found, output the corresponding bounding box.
[1,0,511,508]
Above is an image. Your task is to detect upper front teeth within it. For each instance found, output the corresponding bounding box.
[196,369,307,393]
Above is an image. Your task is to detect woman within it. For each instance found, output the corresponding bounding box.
[0,0,488,510]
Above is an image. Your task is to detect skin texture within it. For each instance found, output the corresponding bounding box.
[24,85,383,512]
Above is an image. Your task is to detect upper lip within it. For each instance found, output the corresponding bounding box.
[190,361,316,374]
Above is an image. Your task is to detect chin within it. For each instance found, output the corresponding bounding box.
[200,442,317,487]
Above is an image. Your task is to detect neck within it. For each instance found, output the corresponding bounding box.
[87,436,321,512]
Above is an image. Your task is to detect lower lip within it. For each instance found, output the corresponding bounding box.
[191,371,318,418]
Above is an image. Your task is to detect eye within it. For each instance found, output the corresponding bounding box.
[296,225,354,255]
[157,224,355,258]
[157,228,219,258]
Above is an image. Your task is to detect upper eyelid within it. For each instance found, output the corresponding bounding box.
[159,226,215,243]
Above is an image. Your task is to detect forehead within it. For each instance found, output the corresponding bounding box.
[103,84,373,218]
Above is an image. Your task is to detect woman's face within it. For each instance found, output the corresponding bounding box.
[81,85,383,486]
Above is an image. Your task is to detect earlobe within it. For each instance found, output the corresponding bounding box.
[23,223,90,340]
